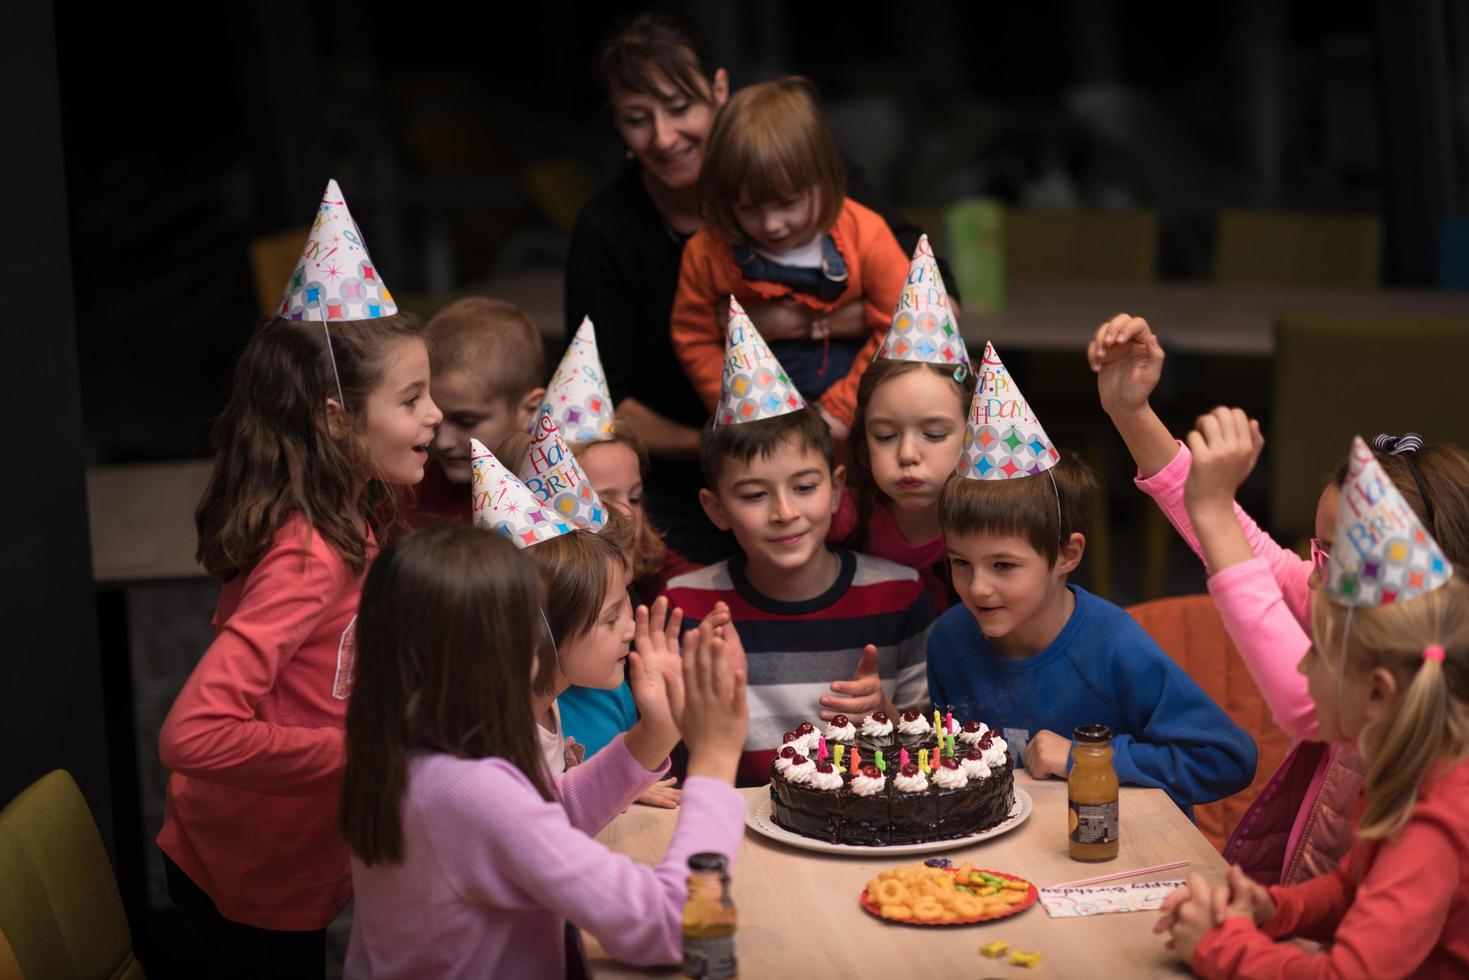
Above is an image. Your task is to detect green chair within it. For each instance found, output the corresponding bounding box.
[0,771,145,980]
[1271,315,1469,542]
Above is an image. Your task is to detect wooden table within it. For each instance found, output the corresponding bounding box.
[587,774,1226,978]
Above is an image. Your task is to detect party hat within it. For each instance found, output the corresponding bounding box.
[470,439,575,549]
[875,235,968,372]
[1326,435,1452,606]
[714,296,806,428]
[540,317,615,443]
[957,342,1059,480]
[518,409,608,531]
[278,179,397,321]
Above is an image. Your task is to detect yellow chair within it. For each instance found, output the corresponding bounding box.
[1215,209,1382,287]
[1271,315,1469,541]
[0,771,145,980]
[247,226,310,318]
[1005,208,1158,283]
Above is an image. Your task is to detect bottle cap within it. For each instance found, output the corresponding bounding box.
[688,852,728,872]
[1073,724,1112,744]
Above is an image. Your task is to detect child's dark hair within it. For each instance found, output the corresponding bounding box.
[938,451,1096,566]
[196,313,425,580]
[699,406,835,490]
[846,359,976,549]
[596,8,717,104]
[698,76,846,245]
[424,297,545,403]
[341,525,554,866]
[522,510,636,668]
[1329,441,1469,569]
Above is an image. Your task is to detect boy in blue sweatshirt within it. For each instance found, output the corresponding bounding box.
[927,344,1255,813]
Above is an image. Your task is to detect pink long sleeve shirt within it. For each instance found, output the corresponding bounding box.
[158,513,368,930]
[1135,443,1320,739]
[345,735,745,979]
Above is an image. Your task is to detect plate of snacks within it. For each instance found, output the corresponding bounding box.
[860,861,1037,926]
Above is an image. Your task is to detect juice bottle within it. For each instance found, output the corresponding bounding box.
[1068,724,1119,861]
[681,852,736,978]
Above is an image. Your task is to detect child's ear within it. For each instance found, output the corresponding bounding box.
[699,487,732,531]
[829,464,847,510]
[1054,532,1086,576]
[324,399,349,441]
[1364,666,1402,724]
[515,387,547,430]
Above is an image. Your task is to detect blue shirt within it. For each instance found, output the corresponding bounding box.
[926,585,1256,812]
[558,681,638,759]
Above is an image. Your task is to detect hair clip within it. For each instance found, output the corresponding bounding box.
[953,364,968,384]
[1372,432,1425,455]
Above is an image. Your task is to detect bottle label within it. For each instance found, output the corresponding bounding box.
[682,935,736,979]
[1069,799,1119,844]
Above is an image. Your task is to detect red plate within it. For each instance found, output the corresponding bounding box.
[859,868,1038,926]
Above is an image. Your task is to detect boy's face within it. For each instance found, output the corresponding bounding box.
[700,437,844,574]
[946,529,1080,644]
[429,369,542,484]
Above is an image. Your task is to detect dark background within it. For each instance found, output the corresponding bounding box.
[3,1,1466,976]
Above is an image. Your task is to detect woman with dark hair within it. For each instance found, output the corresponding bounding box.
[566,9,953,562]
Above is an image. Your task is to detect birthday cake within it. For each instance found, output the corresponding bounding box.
[769,712,1014,846]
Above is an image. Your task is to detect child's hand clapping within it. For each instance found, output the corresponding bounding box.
[672,621,749,784]
[1183,407,1264,516]
[1088,314,1165,418]
[628,596,685,739]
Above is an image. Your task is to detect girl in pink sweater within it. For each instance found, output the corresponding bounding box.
[1090,313,1469,883]
[339,525,749,979]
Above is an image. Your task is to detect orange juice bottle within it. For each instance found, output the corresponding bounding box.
[1068,724,1119,861]
[681,853,736,978]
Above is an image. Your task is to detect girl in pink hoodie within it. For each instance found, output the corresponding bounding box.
[1090,313,1469,884]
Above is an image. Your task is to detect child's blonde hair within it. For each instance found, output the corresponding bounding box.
[570,426,669,582]
[698,76,845,245]
[1311,578,1469,839]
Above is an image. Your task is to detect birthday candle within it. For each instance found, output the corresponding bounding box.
[945,710,954,734]
[934,709,942,734]
[919,748,929,774]
[833,744,845,773]
[852,747,861,772]
[946,733,956,757]
[817,736,828,761]
[900,748,910,769]
[875,749,886,773]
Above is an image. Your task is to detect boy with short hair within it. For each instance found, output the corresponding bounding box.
[665,301,934,784]
[408,297,546,527]
[926,344,1255,812]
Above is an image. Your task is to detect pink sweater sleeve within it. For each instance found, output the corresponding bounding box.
[557,734,671,836]
[1206,559,1320,739]
[158,532,348,795]
[1135,441,1313,628]
[435,742,745,967]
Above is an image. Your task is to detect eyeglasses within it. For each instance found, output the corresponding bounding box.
[1310,538,1330,582]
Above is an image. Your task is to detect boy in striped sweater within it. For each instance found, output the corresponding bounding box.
[665,301,934,784]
